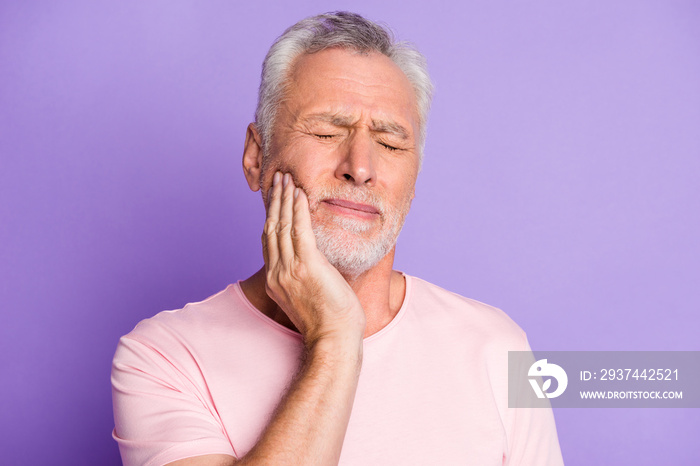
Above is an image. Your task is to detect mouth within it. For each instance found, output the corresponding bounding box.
[322,198,381,219]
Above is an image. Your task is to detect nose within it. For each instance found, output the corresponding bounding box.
[335,131,376,186]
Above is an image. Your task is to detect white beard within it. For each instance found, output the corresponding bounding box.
[306,185,411,279]
[259,161,412,279]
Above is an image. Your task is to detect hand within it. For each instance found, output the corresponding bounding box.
[262,172,366,348]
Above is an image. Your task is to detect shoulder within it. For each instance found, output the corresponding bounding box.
[111,284,249,397]
[405,275,528,351]
[111,287,240,463]
[114,284,245,369]
[124,285,239,341]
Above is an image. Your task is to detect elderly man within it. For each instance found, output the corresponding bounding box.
[112,11,564,466]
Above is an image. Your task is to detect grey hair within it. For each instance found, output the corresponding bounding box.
[254,11,434,160]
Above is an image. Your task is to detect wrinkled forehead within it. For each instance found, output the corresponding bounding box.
[284,49,420,136]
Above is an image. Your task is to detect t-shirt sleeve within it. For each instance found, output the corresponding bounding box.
[111,335,236,466]
[504,337,565,466]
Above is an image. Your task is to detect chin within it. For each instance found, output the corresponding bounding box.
[306,186,411,278]
[312,222,399,279]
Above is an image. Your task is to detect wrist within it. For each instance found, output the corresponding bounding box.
[304,310,366,350]
[305,332,364,369]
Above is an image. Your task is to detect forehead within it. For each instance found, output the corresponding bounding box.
[284,48,419,135]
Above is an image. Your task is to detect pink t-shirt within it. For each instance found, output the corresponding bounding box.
[112,275,564,465]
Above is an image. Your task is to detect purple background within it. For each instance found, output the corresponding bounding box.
[1,1,698,464]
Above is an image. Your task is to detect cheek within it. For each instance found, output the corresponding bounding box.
[384,166,417,194]
[260,154,318,204]
[259,159,279,195]
[386,180,417,216]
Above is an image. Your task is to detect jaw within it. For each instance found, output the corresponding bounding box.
[310,207,406,280]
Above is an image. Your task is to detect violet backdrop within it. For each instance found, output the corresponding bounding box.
[1,1,698,464]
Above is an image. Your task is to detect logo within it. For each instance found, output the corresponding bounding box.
[528,359,568,399]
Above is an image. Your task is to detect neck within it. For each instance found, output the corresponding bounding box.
[240,249,406,339]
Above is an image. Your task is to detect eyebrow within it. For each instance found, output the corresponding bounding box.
[302,112,410,140]
[370,119,409,140]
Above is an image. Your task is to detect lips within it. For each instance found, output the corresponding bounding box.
[323,198,380,216]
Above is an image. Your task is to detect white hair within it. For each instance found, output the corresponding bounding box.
[255,11,434,161]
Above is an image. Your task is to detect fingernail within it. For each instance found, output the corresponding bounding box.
[294,187,299,199]
[273,172,281,186]
[283,173,289,187]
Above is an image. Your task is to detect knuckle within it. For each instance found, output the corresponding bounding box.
[290,225,305,241]
[277,271,291,288]
[276,221,292,234]
[290,263,308,282]
[265,270,276,284]
[264,220,276,236]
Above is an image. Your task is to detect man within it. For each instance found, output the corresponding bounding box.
[112,11,564,465]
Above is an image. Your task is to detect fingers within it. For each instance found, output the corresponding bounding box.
[263,171,282,269]
[277,173,295,264]
[264,171,311,270]
[291,188,316,258]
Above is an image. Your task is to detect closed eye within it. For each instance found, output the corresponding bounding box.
[379,141,400,151]
[314,134,335,139]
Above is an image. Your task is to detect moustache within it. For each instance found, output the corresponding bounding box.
[304,185,385,216]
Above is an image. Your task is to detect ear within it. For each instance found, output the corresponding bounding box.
[242,123,264,192]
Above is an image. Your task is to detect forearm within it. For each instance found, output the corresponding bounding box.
[229,172,365,465]
[236,337,363,465]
